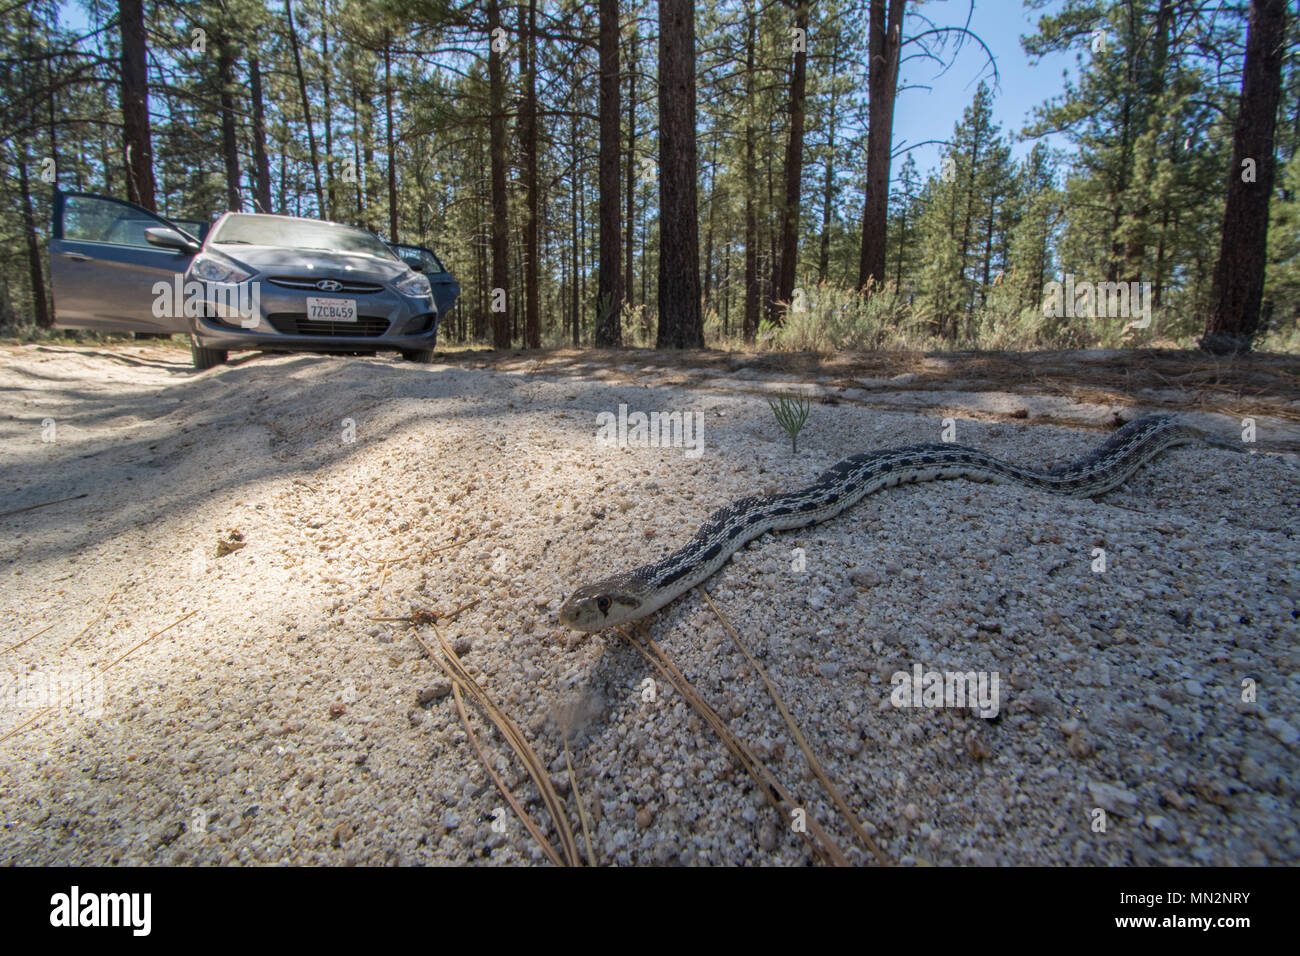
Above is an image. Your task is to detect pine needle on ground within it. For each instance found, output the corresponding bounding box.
[698,585,891,866]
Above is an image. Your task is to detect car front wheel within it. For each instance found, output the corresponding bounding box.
[191,338,228,370]
[400,327,438,364]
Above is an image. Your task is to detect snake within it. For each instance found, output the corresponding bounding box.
[558,415,1240,632]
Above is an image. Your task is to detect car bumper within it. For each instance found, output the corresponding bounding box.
[193,317,441,352]
[188,280,443,352]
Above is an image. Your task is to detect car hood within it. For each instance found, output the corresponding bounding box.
[206,244,410,280]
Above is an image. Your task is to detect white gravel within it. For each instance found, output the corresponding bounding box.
[0,343,1296,865]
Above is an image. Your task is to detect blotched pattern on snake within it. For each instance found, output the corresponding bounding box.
[559,415,1235,632]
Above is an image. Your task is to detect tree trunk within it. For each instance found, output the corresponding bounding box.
[249,55,274,212]
[512,242,522,341]
[957,108,985,324]
[702,139,715,314]
[119,0,156,210]
[363,99,378,231]
[519,0,540,348]
[656,0,703,348]
[278,134,288,213]
[216,33,242,211]
[285,0,325,216]
[18,146,51,328]
[742,3,759,343]
[352,82,364,216]
[384,41,398,241]
[572,109,581,344]
[773,0,809,323]
[981,190,996,307]
[100,133,113,197]
[476,152,489,339]
[595,0,623,345]
[857,0,904,288]
[765,126,776,321]
[487,0,511,348]
[1203,0,1288,353]
[818,35,841,282]
[45,50,58,162]
[722,241,731,336]
[322,8,335,218]
[625,25,637,308]
[894,204,905,288]
[818,130,835,282]
[577,141,587,346]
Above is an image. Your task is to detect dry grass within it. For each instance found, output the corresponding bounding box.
[438,346,1300,427]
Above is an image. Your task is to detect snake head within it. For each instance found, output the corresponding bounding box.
[558,581,642,632]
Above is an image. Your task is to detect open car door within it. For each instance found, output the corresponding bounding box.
[390,242,461,318]
[50,190,202,334]
[165,216,211,242]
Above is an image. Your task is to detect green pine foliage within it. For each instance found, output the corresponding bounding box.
[1,0,1296,351]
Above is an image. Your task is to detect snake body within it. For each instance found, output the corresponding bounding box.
[558,415,1228,632]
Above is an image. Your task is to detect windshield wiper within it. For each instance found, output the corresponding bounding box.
[214,239,253,244]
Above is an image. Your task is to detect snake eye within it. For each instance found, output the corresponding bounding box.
[596,596,611,615]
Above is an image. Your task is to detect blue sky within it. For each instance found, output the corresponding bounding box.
[892,0,1076,176]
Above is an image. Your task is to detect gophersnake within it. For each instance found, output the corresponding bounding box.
[559,415,1236,632]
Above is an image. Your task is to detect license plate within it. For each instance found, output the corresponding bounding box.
[306,297,357,322]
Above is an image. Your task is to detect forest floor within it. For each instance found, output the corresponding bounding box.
[0,341,1297,865]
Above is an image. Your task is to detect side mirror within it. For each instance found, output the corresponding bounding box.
[145,226,200,254]
[402,255,425,272]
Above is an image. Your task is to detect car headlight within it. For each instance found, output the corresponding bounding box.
[393,270,432,297]
[189,252,253,284]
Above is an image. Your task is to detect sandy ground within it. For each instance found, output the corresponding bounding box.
[0,342,1297,865]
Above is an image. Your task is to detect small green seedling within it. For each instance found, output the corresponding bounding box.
[768,392,811,454]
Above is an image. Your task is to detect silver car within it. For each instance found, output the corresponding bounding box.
[50,191,459,369]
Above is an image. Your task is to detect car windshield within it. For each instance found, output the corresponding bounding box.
[212,214,398,260]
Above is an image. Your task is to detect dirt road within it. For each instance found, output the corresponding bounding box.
[1,343,1296,865]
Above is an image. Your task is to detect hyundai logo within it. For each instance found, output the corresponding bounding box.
[315,279,343,292]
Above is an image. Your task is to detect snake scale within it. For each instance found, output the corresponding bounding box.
[558,415,1237,632]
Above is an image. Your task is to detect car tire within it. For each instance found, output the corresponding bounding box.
[401,327,438,363]
[191,338,228,370]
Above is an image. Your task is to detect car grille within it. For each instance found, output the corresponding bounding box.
[266,313,391,337]
[267,277,385,294]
